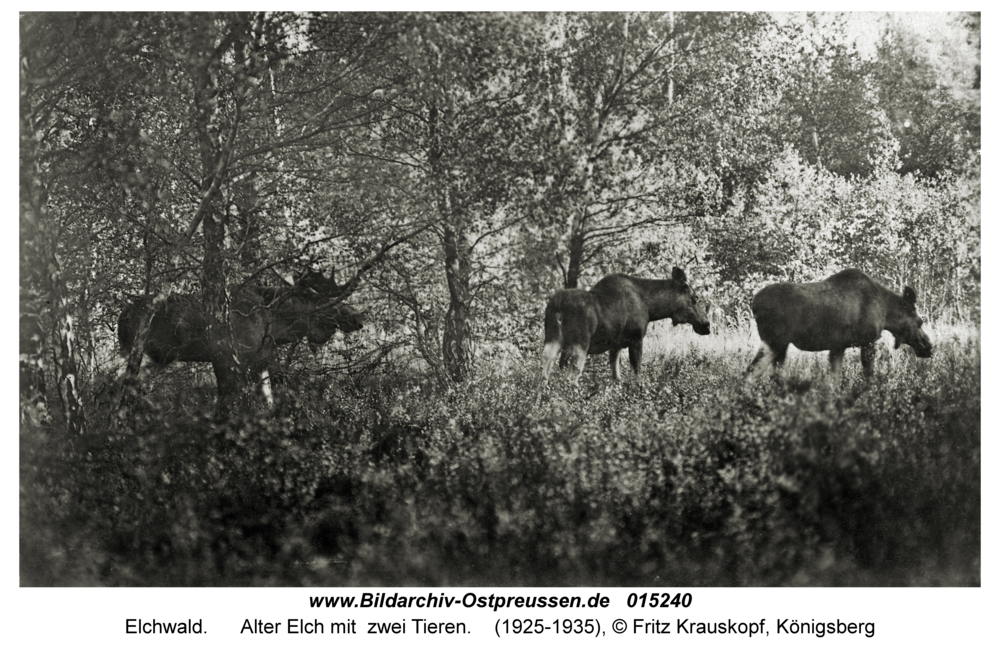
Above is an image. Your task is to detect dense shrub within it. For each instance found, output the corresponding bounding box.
[20,326,979,586]
[702,148,980,323]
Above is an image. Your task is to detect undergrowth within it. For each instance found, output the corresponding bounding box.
[20,327,980,586]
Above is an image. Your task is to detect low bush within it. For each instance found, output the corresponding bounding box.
[20,327,980,586]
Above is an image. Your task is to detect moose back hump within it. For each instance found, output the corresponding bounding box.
[541,266,710,382]
[745,268,932,381]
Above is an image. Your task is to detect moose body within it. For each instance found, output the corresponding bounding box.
[541,267,710,382]
[118,278,363,397]
[745,268,932,381]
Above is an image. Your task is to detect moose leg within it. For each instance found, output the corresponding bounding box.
[609,349,622,381]
[745,342,788,384]
[136,352,155,379]
[828,348,846,385]
[860,342,877,379]
[628,341,643,378]
[771,343,788,366]
[535,340,562,406]
[259,368,274,407]
[541,341,561,381]
[744,345,773,382]
[567,344,588,382]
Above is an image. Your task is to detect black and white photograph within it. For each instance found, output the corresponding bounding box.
[19,8,980,604]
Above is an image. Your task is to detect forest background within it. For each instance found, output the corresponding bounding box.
[19,12,981,586]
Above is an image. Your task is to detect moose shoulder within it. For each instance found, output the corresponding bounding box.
[541,267,710,382]
[745,268,932,382]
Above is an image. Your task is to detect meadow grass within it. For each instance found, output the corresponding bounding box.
[20,323,980,586]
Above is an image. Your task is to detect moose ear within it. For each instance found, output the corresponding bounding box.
[672,267,687,284]
[903,286,917,306]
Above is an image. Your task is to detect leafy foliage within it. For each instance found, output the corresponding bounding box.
[775,14,899,178]
[702,147,980,322]
[20,11,980,587]
[21,326,979,586]
[873,12,981,177]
